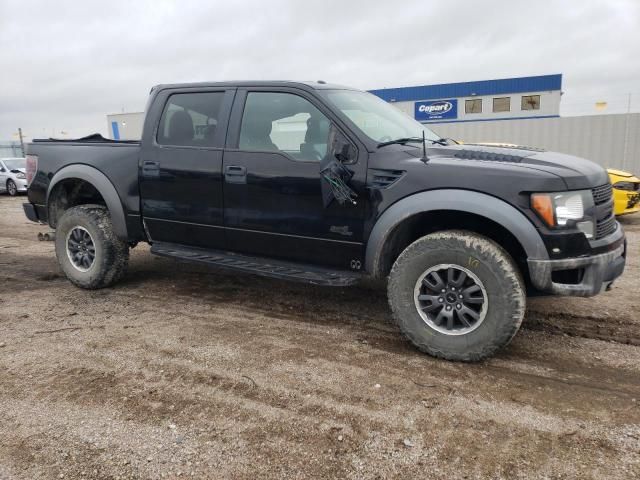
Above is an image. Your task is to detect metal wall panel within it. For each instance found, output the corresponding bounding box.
[430,113,640,172]
[0,142,23,158]
[100,109,640,173]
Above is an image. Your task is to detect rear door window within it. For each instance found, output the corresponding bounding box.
[157,92,225,147]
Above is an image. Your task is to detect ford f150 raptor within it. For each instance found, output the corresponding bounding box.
[22,81,626,361]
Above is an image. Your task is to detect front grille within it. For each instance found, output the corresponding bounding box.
[592,183,613,205]
[591,183,616,239]
[596,215,617,239]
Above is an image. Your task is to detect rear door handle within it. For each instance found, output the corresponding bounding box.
[142,160,160,177]
[225,165,247,184]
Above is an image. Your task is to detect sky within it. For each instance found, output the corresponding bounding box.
[0,0,639,140]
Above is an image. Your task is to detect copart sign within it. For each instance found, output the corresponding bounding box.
[414,99,458,121]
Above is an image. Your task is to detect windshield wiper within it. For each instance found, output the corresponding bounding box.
[377,137,453,148]
[434,137,460,146]
[376,135,452,162]
[377,137,423,148]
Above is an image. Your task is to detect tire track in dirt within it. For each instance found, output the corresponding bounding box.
[2,196,640,478]
[525,309,640,345]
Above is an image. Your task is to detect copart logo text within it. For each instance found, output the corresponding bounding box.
[418,101,453,115]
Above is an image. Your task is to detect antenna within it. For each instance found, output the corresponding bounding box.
[421,130,429,163]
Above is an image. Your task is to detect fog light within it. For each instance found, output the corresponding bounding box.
[576,220,594,239]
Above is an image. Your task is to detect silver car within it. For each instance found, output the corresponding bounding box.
[0,157,28,196]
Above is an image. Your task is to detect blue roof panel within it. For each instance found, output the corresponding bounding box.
[369,74,562,102]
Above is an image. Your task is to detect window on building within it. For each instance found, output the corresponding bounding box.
[239,92,331,162]
[465,98,482,114]
[157,92,225,147]
[493,97,511,113]
[521,95,541,111]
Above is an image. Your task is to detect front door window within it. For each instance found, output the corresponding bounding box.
[239,92,330,162]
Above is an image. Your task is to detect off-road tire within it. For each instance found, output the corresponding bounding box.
[55,205,129,289]
[7,179,17,196]
[388,230,525,361]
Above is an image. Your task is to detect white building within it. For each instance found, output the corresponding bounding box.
[106,112,145,140]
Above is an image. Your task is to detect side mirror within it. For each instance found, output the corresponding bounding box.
[336,142,355,163]
[328,125,356,164]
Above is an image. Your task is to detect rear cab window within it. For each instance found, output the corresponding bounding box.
[157,92,225,147]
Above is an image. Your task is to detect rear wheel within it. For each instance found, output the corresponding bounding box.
[387,230,525,361]
[55,205,129,289]
[6,179,17,196]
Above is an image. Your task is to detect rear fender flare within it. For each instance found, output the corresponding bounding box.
[47,164,128,240]
[365,189,549,278]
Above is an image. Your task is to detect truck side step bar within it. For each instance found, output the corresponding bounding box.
[150,242,362,286]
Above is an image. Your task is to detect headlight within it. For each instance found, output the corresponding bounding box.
[531,190,595,238]
[15,172,26,179]
[613,181,637,191]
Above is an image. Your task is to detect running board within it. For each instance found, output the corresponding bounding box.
[150,242,362,286]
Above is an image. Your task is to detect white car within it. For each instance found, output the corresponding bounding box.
[0,157,28,196]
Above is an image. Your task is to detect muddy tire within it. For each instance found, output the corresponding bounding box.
[388,230,525,361]
[54,205,129,289]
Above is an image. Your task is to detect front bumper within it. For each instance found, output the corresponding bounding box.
[528,236,626,297]
[614,191,640,216]
[16,179,28,192]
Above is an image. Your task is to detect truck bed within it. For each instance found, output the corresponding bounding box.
[26,134,141,221]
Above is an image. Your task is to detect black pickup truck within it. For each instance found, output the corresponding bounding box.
[23,81,626,361]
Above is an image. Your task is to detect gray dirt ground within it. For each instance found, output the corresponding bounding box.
[0,194,639,479]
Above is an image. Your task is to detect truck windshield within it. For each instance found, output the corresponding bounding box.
[321,90,441,144]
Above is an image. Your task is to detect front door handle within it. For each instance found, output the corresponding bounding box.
[225,165,247,184]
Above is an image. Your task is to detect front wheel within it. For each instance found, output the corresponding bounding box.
[55,205,129,289]
[6,179,17,196]
[387,230,525,361]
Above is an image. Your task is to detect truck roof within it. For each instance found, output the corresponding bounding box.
[151,80,357,92]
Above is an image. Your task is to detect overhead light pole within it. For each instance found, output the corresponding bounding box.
[12,128,26,156]
[18,128,25,155]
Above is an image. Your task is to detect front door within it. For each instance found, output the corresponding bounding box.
[222,89,366,269]
[139,89,234,249]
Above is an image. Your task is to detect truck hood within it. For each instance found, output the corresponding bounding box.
[434,143,609,189]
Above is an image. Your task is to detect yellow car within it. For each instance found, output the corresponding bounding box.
[608,169,640,216]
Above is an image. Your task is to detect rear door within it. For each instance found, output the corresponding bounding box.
[222,88,367,269]
[139,88,235,249]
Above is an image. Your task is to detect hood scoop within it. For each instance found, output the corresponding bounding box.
[465,143,545,153]
[453,148,527,163]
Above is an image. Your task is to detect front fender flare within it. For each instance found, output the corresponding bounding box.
[47,164,128,240]
[365,189,549,278]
